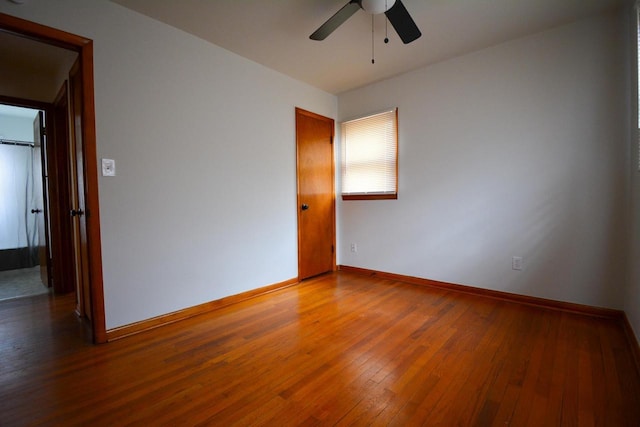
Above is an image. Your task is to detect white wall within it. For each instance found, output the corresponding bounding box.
[0,0,337,329]
[338,11,629,309]
[626,3,640,345]
[0,114,36,142]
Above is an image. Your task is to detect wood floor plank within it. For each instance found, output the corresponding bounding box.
[1,271,639,426]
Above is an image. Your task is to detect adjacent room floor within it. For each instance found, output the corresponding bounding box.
[1,271,639,426]
[0,266,50,301]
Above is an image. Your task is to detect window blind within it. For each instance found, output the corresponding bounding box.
[341,108,398,198]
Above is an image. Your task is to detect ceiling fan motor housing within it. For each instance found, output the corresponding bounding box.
[360,0,397,15]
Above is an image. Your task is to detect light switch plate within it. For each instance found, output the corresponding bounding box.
[102,158,116,176]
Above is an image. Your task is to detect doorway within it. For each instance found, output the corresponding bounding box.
[0,12,106,343]
[0,104,51,300]
[296,108,336,280]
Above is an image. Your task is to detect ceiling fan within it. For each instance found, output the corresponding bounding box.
[310,0,421,44]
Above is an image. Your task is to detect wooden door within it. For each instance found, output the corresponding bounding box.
[47,83,76,294]
[69,59,91,319]
[32,111,50,287]
[296,108,335,280]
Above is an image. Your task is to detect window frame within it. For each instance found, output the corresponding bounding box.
[341,108,399,201]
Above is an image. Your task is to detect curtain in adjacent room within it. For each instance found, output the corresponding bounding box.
[0,143,40,267]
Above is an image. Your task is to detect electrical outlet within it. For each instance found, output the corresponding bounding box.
[512,256,523,271]
[350,243,357,253]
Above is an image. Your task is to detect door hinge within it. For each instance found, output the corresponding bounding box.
[41,126,47,136]
[330,136,333,145]
[331,245,334,253]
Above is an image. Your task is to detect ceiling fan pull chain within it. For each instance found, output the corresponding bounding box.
[384,0,389,43]
[371,14,375,64]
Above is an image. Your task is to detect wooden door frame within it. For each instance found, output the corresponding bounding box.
[295,107,336,280]
[33,109,51,288]
[0,13,106,343]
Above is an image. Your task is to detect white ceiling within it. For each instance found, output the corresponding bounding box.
[109,0,626,94]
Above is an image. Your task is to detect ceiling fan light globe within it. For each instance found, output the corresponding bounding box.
[361,0,396,15]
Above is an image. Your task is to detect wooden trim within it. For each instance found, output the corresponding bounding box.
[78,41,107,344]
[622,313,640,377]
[0,12,90,50]
[295,107,334,123]
[0,94,50,111]
[0,12,106,344]
[394,107,398,196]
[338,265,625,319]
[106,278,299,341]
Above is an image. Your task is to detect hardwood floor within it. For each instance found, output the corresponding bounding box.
[1,272,639,426]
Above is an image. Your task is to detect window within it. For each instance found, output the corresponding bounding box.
[341,108,398,200]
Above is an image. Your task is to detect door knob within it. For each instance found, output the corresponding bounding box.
[70,209,84,217]
[301,204,309,211]
[31,209,42,214]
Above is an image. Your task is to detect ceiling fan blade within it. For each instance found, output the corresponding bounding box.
[385,0,421,44]
[310,0,361,41]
